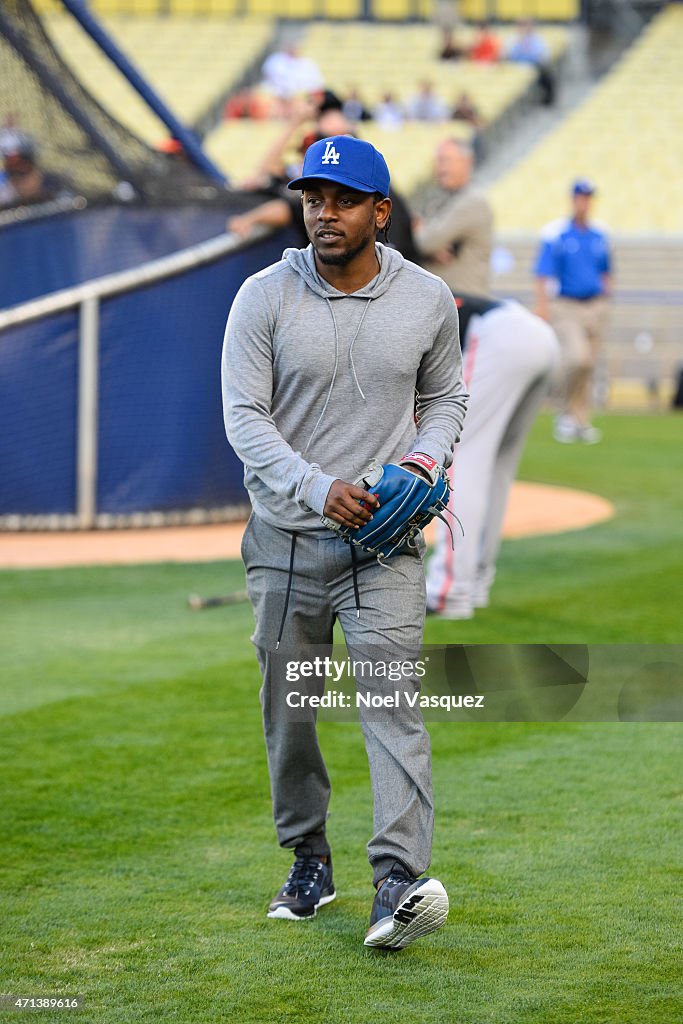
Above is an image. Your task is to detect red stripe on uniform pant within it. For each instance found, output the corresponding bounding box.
[435,331,479,611]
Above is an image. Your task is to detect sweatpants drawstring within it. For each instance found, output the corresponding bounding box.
[275,532,298,650]
[350,543,361,619]
[276,532,363,645]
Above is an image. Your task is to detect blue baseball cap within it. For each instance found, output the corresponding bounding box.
[573,178,596,196]
[288,136,390,197]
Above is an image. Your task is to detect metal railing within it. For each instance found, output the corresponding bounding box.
[0,228,264,529]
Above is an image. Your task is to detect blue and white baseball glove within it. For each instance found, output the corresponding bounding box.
[322,453,452,560]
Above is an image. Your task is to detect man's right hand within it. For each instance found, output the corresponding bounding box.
[323,480,380,529]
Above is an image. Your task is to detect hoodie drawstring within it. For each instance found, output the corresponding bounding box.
[303,297,373,454]
[347,299,372,401]
[303,299,339,455]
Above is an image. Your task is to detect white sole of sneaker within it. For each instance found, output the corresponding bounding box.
[267,891,336,921]
[364,878,449,949]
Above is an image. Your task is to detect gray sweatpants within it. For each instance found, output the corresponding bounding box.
[241,513,433,887]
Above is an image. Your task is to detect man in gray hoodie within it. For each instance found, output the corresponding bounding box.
[222,136,468,949]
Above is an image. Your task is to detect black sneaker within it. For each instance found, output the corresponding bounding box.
[267,855,336,920]
[364,871,449,949]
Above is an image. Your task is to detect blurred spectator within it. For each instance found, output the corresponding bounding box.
[156,137,186,157]
[470,23,501,63]
[533,178,613,444]
[309,88,344,116]
[342,88,372,123]
[317,108,357,139]
[0,166,12,206]
[407,81,449,122]
[261,43,323,117]
[439,27,466,61]
[451,91,482,129]
[372,92,404,130]
[507,19,555,106]
[412,137,493,294]
[227,102,342,243]
[0,132,72,208]
[224,88,271,120]
[236,99,318,193]
[507,18,548,64]
[452,92,485,164]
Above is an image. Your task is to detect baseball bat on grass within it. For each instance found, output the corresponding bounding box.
[187,590,249,610]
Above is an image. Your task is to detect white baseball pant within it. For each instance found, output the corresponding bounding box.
[426,301,560,617]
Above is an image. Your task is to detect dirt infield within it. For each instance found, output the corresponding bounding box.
[0,482,614,570]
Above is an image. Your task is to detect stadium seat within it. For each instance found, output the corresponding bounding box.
[536,0,579,20]
[458,0,488,20]
[458,0,578,20]
[204,120,291,185]
[359,120,473,194]
[282,0,319,17]
[372,0,430,20]
[323,0,363,18]
[489,5,683,233]
[298,21,557,123]
[42,15,274,143]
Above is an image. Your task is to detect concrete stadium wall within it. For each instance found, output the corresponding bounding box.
[491,234,683,389]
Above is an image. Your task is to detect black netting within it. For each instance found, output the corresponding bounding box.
[0,0,232,206]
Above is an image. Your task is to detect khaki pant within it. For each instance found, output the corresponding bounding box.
[550,295,610,425]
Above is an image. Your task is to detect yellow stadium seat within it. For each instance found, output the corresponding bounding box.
[30,0,64,12]
[536,0,580,20]
[279,0,318,16]
[490,5,683,232]
[496,0,535,20]
[168,0,202,14]
[321,0,363,18]
[89,0,126,13]
[373,0,417,20]
[42,14,274,143]
[458,0,489,20]
[241,0,275,14]
[207,0,243,11]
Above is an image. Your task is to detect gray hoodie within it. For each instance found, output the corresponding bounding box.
[222,242,468,533]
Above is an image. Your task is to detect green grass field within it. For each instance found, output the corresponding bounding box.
[1,413,681,1023]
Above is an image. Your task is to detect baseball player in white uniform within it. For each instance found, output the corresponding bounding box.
[426,295,559,619]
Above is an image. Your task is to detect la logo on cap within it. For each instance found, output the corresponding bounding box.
[287,135,390,196]
[321,141,340,165]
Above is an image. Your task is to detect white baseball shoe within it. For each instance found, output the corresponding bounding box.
[553,415,580,443]
[577,424,602,444]
[364,871,449,950]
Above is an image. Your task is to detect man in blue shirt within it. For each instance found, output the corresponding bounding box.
[534,179,613,443]
[507,19,555,106]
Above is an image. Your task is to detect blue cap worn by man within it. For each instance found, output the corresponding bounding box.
[572,177,596,197]
[288,134,390,196]
[222,132,467,950]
